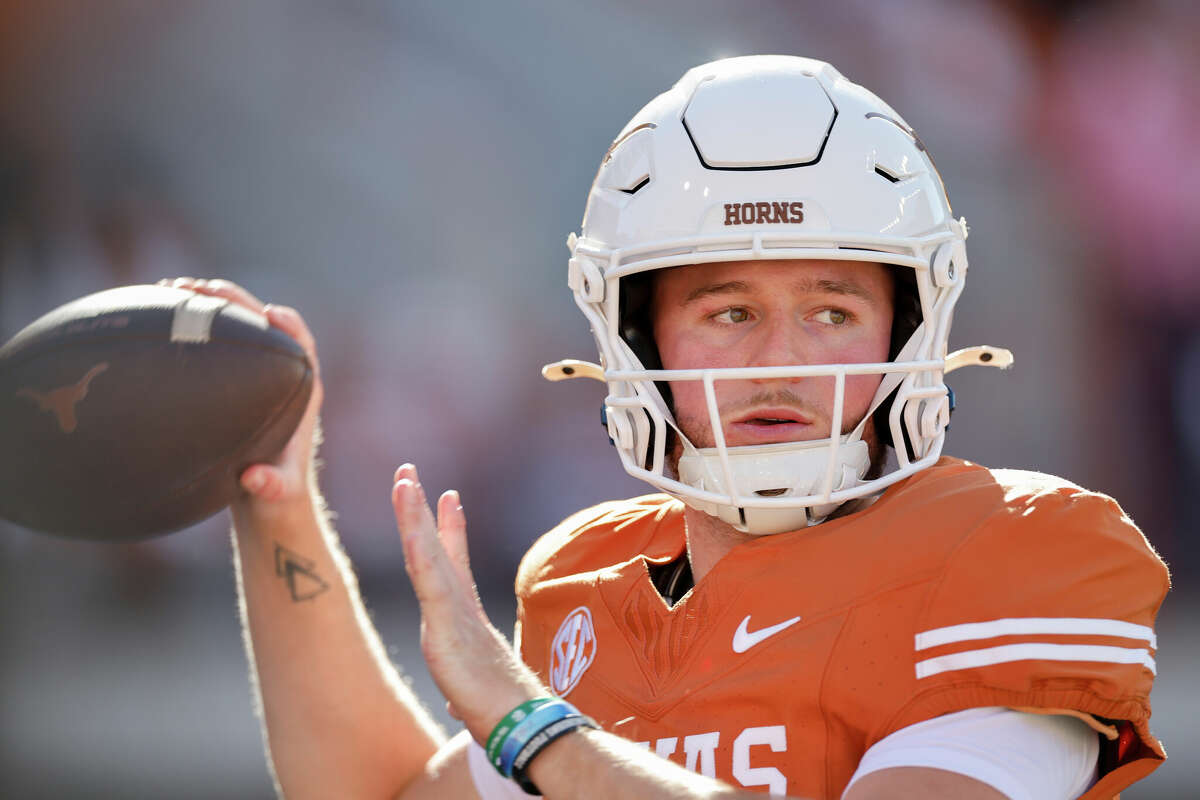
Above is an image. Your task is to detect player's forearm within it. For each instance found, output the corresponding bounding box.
[232,491,444,799]
[525,728,765,800]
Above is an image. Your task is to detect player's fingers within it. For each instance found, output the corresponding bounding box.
[264,305,318,367]
[436,490,474,590]
[188,278,267,314]
[395,468,436,534]
[264,305,316,356]
[394,463,416,484]
[160,277,269,321]
[208,278,264,308]
[393,474,454,604]
[258,304,322,451]
[394,478,435,575]
[158,281,311,365]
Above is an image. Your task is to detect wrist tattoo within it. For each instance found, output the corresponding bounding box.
[273,543,330,602]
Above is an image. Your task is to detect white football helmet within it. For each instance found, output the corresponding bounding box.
[546,56,1010,534]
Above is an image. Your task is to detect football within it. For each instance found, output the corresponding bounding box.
[0,285,312,541]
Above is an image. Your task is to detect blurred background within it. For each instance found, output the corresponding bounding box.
[1,0,1196,797]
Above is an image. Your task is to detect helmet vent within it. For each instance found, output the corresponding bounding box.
[620,175,651,195]
[874,164,902,184]
[755,488,789,497]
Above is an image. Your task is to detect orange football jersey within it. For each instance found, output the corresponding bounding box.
[515,457,1169,799]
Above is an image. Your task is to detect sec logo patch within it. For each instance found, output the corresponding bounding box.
[550,606,596,697]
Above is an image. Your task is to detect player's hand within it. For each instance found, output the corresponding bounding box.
[392,463,545,743]
[158,278,324,509]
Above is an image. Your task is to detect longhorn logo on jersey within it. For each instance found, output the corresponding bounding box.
[549,606,596,697]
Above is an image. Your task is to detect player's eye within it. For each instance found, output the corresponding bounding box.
[712,307,752,324]
[813,308,850,325]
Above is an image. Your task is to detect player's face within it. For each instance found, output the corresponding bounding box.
[652,259,894,450]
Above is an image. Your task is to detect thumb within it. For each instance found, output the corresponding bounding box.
[239,464,288,501]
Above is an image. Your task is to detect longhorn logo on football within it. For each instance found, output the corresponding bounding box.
[549,606,596,697]
[17,362,110,434]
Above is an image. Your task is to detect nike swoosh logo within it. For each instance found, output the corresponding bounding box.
[732,614,802,654]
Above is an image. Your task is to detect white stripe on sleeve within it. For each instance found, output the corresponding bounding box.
[915,642,1156,679]
[914,617,1156,651]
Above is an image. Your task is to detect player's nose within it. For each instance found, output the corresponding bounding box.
[745,316,811,380]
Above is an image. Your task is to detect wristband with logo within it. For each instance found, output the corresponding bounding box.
[486,697,598,794]
[484,698,555,772]
[509,711,598,794]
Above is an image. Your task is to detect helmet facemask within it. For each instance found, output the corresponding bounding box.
[576,251,959,535]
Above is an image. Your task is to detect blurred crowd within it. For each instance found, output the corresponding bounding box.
[1,1,1196,797]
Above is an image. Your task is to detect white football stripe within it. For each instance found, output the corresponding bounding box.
[915,617,1155,651]
[170,294,229,343]
[915,643,1156,679]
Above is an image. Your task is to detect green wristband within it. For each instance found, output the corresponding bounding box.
[485,698,554,771]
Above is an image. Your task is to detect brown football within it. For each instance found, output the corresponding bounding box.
[0,285,312,540]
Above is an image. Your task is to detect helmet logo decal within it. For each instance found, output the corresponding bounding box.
[723,201,804,226]
[550,606,597,697]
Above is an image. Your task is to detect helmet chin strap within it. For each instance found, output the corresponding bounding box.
[673,327,927,535]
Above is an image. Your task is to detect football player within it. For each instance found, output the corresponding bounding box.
[185,55,1168,799]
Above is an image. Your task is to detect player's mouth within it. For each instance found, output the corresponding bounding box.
[726,408,816,445]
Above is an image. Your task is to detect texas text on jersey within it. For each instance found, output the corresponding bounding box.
[515,458,1168,799]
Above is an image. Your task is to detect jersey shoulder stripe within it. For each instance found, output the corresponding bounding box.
[915,642,1157,679]
[915,616,1156,650]
[912,616,1159,678]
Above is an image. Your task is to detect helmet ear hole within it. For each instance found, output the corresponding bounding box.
[875,265,921,452]
[888,267,921,361]
[619,273,674,413]
[872,388,898,450]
